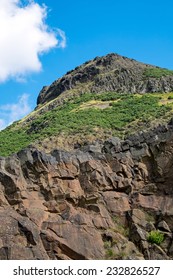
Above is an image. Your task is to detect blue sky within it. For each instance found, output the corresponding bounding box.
[0,0,173,129]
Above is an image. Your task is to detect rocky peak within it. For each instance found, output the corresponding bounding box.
[37,53,173,107]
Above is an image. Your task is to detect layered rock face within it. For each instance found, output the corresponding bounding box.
[1,120,173,260]
[37,53,173,106]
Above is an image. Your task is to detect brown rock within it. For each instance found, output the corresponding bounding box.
[102,191,130,214]
[149,244,170,260]
[1,121,173,260]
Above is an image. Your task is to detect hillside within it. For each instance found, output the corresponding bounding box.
[0,53,173,260]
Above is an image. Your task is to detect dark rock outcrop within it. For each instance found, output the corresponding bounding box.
[37,53,173,107]
[1,119,173,259]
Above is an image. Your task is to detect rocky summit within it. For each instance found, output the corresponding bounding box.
[1,53,173,260]
[37,53,173,107]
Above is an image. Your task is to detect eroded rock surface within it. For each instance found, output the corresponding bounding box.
[1,121,173,259]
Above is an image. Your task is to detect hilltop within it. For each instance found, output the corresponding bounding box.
[37,53,173,107]
[1,53,173,156]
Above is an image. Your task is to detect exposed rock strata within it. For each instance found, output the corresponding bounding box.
[1,121,173,259]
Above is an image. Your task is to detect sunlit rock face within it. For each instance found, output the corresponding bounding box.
[0,120,173,260]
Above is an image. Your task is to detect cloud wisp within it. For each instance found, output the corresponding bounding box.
[0,0,66,82]
[0,93,31,130]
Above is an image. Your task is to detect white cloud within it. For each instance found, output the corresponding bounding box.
[57,29,66,49]
[0,93,31,130]
[0,0,66,82]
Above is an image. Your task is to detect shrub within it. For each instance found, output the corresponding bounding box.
[147,230,164,245]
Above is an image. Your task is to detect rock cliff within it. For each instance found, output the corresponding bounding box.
[1,119,173,260]
[37,53,173,107]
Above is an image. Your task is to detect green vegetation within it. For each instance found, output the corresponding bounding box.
[147,230,164,245]
[144,67,173,78]
[0,91,173,157]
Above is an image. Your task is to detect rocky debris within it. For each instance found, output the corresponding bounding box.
[37,53,173,107]
[0,120,173,259]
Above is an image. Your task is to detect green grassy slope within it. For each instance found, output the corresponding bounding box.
[0,92,173,157]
